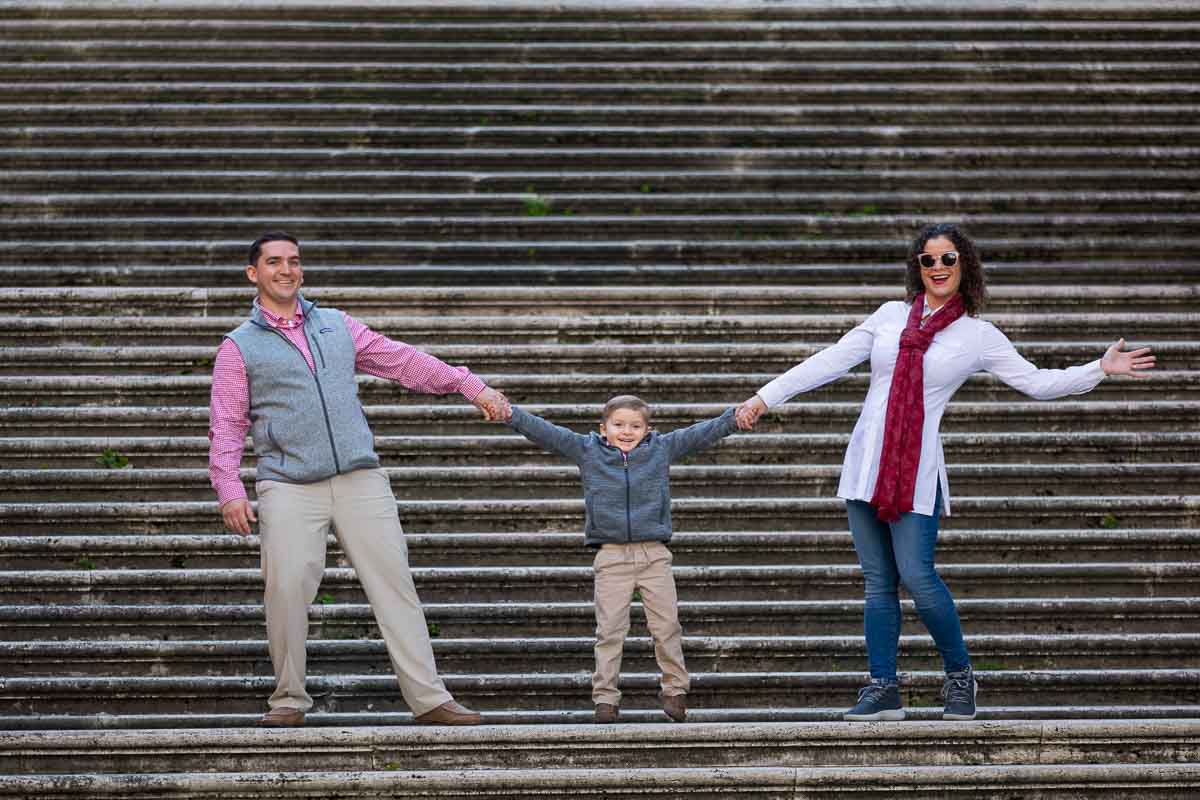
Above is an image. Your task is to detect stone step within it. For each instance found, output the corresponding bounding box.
[4,495,1195,534]
[3,430,1195,469]
[4,402,1191,441]
[8,39,1200,64]
[5,167,1197,196]
[8,62,1199,85]
[6,213,1199,243]
[4,259,1197,289]
[5,235,1198,268]
[0,372,1187,408]
[3,462,1192,503]
[5,597,1193,642]
[4,341,1194,377]
[7,312,1190,346]
[7,189,1200,219]
[4,123,1199,152]
[2,667,1196,715]
[3,719,1198,774]
[5,15,1200,38]
[5,762,1200,800]
[10,101,1200,127]
[5,632,1197,678]
[5,561,1197,605]
[3,284,1194,317]
[4,80,1198,106]
[3,529,1195,570]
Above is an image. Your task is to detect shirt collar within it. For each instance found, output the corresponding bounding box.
[254,297,304,329]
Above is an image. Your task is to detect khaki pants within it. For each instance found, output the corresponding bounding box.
[591,541,689,705]
[255,467,451,716]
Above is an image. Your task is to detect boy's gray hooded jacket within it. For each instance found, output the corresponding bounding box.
[507,406,738,548]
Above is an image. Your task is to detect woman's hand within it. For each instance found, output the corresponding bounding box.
[736,395,767,430]
[1101,338,1156,378]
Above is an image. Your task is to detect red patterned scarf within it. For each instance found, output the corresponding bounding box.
[869,292,966,522]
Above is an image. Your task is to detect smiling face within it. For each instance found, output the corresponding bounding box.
[918,235,963,311]
[247,239,303,317]
[599,407,650,453]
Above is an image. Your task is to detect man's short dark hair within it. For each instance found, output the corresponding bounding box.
[248,231,299,266]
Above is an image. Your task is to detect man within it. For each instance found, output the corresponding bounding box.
[208,231,509,727]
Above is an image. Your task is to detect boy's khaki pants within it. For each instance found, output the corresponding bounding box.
[255,468,452,716]
[592,541,689,705]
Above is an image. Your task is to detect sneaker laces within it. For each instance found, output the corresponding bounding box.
[941,671,974,704]
[857,681,893,703]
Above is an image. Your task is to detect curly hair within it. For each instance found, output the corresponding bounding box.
[904,222,987,317]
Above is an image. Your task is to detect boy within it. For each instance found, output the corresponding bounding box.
[503,396,739,723]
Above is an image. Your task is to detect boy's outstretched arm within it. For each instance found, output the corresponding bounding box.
[662,406,739,462]
[507,405,589,463]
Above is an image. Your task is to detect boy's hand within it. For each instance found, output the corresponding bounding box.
[736,395,766,430]
[473,387,512,422]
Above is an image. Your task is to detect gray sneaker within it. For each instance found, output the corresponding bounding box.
[843,679,905,721]
[941,667,978,720]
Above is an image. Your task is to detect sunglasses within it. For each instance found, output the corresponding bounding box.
[917,251,959,269]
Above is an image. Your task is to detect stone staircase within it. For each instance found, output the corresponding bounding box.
[1,0,1198,796]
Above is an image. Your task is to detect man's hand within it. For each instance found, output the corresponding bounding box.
[473,387,512,422]
[221,498,257,536]
[736,395,767,430]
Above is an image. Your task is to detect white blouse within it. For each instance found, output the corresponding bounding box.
[756,300,1107,516]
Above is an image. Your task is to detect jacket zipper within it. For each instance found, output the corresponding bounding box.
[623,450,632,542]
[252,316,341,474]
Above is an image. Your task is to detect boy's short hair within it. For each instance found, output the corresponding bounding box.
[602,394,651,424]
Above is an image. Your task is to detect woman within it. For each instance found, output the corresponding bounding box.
[735,223,1155,721]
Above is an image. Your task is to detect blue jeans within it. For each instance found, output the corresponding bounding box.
[846,490,970,681]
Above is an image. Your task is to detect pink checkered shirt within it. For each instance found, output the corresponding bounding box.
[208,299,486,507]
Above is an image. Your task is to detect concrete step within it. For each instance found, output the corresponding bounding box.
[3,719,1198,774]
[0,371,1188,408]
[7,188,1200,219]
[5,167,1197,196]
[6,213,1200,244]
[3,284,1195,318]
[3,430,1195,469]
[7,39,1200,64]
[5,632,1197,678]
[5,762,1200,800]
[2,667,1196,715]
[6,122,1200,149]
[5,234,1198,267]
[4,597,1194,642]
[10,101,1200,128]
[8,311,1191,346]
[5,259,1197,290]
[4,528,1196,570]
[9,340,1198,376]
[4,495,1195,534]
[3,80,1198,106]
[5,561,1197,605]
[3,462,1194,503]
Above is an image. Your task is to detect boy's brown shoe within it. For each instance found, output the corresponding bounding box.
[660,693,687,722]
[257,707,305,727]
[594,703,619,723]
[415,700,482,726]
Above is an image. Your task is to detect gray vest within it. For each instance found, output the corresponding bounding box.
[226,296,379,484]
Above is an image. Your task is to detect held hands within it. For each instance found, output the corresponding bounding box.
[1101,338,1156,379]
[473,386,512,422]
[735,395,767,430]
[222,499,256,536]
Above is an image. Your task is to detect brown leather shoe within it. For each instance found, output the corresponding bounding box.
[660,693,687,722]
[415,700,482,726]
[257,706,305,727]
[594,703,619,723]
